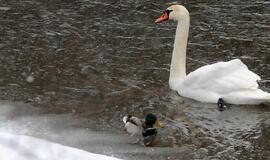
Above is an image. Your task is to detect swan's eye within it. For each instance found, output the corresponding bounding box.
[166,9,173,15]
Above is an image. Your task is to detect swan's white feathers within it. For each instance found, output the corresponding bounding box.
[179,59,269,104]
[159,4,270,105]
[182,59,260,91]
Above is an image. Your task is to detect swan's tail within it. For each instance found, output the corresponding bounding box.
[263,95,270,106]
[225,89,270,105]
[261,91,270,106]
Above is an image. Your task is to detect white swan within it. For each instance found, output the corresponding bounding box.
[155,5,270,105]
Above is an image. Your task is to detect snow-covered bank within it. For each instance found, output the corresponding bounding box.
[0,132,122,160]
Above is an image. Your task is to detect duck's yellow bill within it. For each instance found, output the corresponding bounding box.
[154,120,163,128]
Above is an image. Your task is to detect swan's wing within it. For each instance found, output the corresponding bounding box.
[182,59,261,95]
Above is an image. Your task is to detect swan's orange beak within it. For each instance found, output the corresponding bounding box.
[155,11,169,23]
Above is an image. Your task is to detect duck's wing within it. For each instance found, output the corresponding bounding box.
[130,117,143,126]
[123,116,143,136]
[123,116,143,126]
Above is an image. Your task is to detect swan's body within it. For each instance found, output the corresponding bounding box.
[179,59,270,105]
[156,5,270,105]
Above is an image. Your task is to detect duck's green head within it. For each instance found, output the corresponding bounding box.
[145,113,163,128]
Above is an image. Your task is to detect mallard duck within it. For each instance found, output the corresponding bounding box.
[123,113,163,146]
[218,98,228,111]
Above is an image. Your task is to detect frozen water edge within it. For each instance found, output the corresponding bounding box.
[0,101,195,160]
[0,101,127,159]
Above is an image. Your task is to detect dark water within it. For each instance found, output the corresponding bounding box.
[0,0,270,159]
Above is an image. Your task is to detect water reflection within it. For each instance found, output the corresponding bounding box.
[0,0,269,159]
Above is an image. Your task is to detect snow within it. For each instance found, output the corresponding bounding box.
[0,132,122,160]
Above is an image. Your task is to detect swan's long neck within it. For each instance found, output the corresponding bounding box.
[169,14,190,90]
